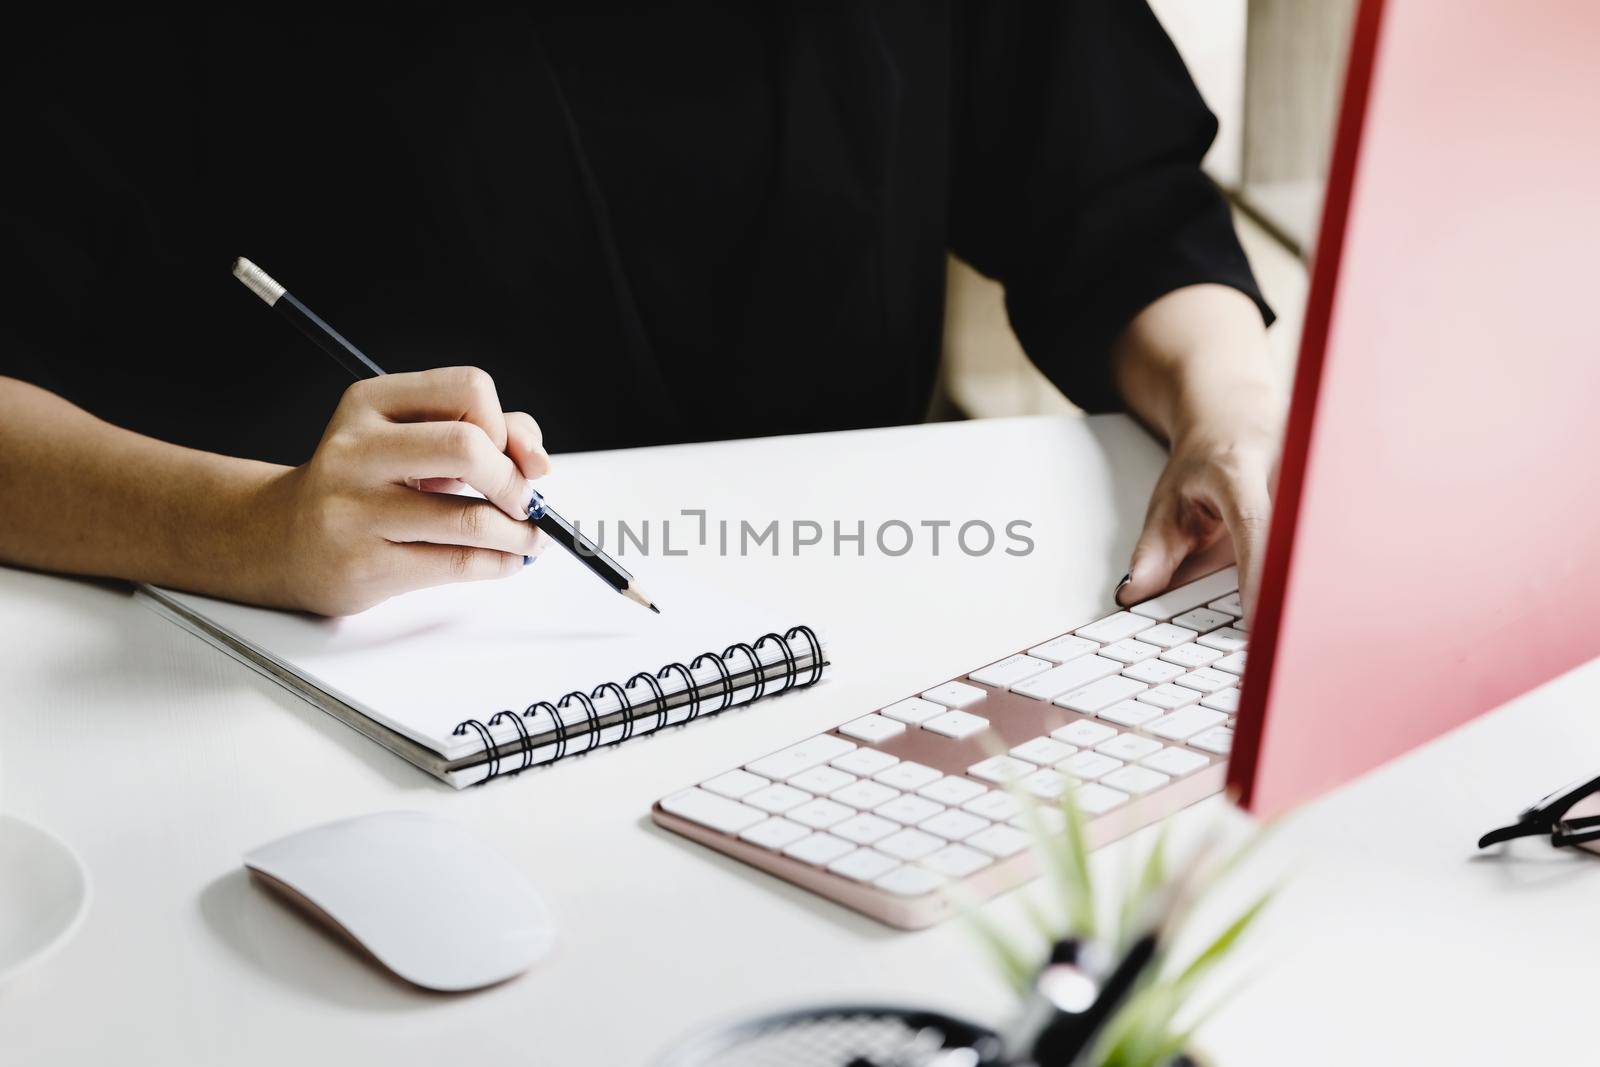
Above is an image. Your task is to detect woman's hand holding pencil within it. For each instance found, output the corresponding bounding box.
[233,257,659,614]
[259,366,554,615]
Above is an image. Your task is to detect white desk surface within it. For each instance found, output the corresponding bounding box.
[3,414,1597,1065]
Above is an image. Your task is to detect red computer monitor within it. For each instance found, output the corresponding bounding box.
[1230,0,1600,816]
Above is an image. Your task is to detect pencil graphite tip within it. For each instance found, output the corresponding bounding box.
[232,256,286,306]
[621,582,658,613]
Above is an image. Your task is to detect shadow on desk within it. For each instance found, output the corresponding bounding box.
[198,868,449,1012]
[1467,846,1599,893]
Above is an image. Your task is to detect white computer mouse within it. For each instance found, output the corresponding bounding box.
[244,810,553,992]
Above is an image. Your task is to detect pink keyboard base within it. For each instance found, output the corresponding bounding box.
[651,667,1230,929]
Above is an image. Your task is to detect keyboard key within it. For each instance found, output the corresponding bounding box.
[1021,769,1068,798]
[1074,783,1130,815]
[746,734,855,780]
[1055,675,1148,714]
[661,788,766,834]
[827,848,900,883]
[1142,747,1211,777]
[1207,592,1244,616]
[1197,627,1248,653]
[783,832,855,867]
[969,654,1053,688]
[923,710,991,740]
[1201,687,1241,713]
[738,817,812,850]
[967,823,1033,858]
[968,755,1035,784]
[877,828,945,861]
[875,761,943,791]
[832,748,899,776]
[1011,656,1122,700]
[831,812,901,845]
[1131,623,1200,649]
[1075,612,1155,644]
[701,769,769,800]
[874,865,943,897]
[1011,737,1076,765]
[1129,567,1239,621]
[1096,733,1162,761]
[1052,719,1117,748]
[881,697,945,725]
[918,776,988,806]
[840,714,906,743]
[1100,639,1164,662]
[918,809,990,841]
[1011,806,1067,834]
[745,783,813,814]
[788,797,855,830]
[921,843,993,878]
[1147,706,1228,741]
[1138,683,1203,710]
[874,794,945,825]
[1099,699,1163,728]
[1028,634,1101,664]
[1190,726,1234,755]
[832,779,901,811]
[1122,659,1186,685]
[1212,650,1247,676]
[1097,638,1161,664]
[1100,765,1172,796]
[788,765,856,794]
[1060,751,1123,781]
[921,681,988,707]
[1160,643,1224,669]
[1175,667,1236,694]
[1172,608,1232,634]
[964,791,1023,821]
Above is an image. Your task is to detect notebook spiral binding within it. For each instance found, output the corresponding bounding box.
[452,625,824,782]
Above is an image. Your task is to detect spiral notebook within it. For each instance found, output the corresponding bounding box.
[138,549,826,787]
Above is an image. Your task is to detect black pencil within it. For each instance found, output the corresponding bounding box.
[232,256,660,613]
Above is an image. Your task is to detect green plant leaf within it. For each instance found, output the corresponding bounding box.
[1010,779,1096,940]
[1093,981,1183,1067]
[956,892,1037,995]
[1089,840,1272,1067]
[1116,824,1169,951]
[1174,890,1273,991]
[1054,785,1098,938]
[1019,885,1063,946]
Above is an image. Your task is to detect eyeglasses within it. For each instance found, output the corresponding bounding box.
[1478,773,1600,851]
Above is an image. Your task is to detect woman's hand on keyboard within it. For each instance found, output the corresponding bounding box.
[1109,284,1285,618]
[1117,424,1278,619]
[261,366,552,615]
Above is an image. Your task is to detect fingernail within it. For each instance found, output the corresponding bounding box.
[525,486,546,520]
[526,529,551,562]
[1116,572,1132,589]
[1114,572,1132,604]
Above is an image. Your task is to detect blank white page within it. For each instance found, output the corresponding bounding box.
[153,546,791,758]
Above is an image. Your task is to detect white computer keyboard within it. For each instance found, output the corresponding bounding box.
[651,567,1245,929]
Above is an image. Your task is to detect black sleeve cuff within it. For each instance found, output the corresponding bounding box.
[1006,182,1275,415]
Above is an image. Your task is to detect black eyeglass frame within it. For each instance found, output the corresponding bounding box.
[1478,772,1600,849]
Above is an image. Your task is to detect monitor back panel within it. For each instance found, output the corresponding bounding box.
[1232,0,1600,815]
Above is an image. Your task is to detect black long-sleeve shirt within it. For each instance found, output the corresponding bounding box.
[1,4,1268,466]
